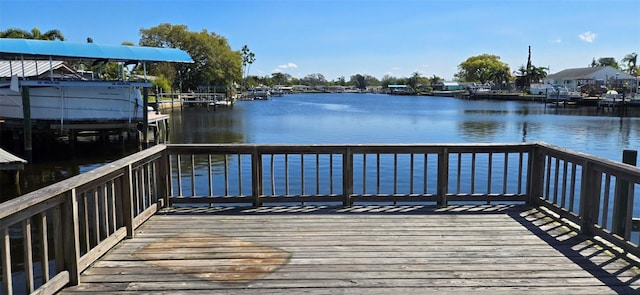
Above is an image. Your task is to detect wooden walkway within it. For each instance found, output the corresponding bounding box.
[59,205,640,294]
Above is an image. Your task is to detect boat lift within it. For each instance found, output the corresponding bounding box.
[0,38,193,160]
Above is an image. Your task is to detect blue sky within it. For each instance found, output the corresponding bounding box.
[1,0,638,80]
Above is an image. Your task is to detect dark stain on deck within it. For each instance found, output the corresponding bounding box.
[132,232,291,284]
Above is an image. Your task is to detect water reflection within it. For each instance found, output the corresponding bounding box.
[169,107,246,144]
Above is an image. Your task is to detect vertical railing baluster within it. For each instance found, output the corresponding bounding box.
[93,188,100,244]
[456,153,461,194]
[109,181,117,235]
[423,153,428,194]
[569,163,577,212]
[561,161,569,209]
[330,154,334,195]
[208,154,213,196]
[363,153,367,194]
[81,193,89,252]
[285,154,289,196]
[122,165,134,238]
[410,153,415,195]
[2,227,13,294]
[316,153,320,195]
[223,155,229,196]
[471,153,476,194]
[238,154,243,196]
[602,174,612,229]
[39,212,50,283]
[393,153,398,196]
[623,182,635,240]
[518,152,524,195]
[167,153,174,200]
[376,153,381,195]
[271,154,276,196]
[176,154,183,196]
[552,158,560,204]
[503,152,508,195]
[190,155,196,196]
[487,152,493,200]
[544,156,552,200]
[53,205,64,274]
[23,218,34,293]
[100,184,109,236]
[300,154,305,195]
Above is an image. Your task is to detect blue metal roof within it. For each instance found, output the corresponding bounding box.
[0,38,193,63]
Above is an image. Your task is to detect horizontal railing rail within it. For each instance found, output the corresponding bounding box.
[1,142,639,294]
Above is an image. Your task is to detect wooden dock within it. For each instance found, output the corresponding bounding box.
[3,143,640,295]
[59,205,640,294]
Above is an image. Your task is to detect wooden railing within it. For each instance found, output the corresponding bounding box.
[165,143,532,206]
[532,143,640,255]
[0,145,166,295]
[1,143,639,294]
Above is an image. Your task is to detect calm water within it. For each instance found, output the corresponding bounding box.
[1,93,639,201]
[172,93,640,157]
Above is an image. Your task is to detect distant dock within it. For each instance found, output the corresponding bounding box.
[0,146,26,184]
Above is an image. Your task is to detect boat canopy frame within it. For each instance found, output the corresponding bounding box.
[0,38,193,63]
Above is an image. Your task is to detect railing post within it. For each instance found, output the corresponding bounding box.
[121,164,135,238]
[612,149,637,236]
[437,147,448,207]
[62,189,81,286]
[251,148,263,207]
[527,145,546,205]
[579,161,600,235]
[342,147,353,207]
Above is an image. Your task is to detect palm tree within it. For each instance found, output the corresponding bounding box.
[0,27,65,40]
[529,66,548,83]
[621,53,637,76]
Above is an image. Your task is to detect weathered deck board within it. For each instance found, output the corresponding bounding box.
[60,205,640,294]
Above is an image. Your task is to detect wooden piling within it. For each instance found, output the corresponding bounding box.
[20,86,32,162]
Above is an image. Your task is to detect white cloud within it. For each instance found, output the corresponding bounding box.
[578,31,596,43]
[548,38,562,43]
[278,62,298,69]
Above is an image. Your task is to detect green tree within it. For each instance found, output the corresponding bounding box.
[241,45,256,86]
[152,74,172,93]
[271,72,289,85]
[1,27,65,40]
[349,74,367,90]
[529,65,548,83]
[592,57,619,69]
[301,73,327,86]
[139,23,242,92]
[455,54,511,84]
[407,72,421,90]
[428,75,442,85]
[621,53,637,76]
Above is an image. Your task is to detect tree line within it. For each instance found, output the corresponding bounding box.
[1,25,638,93]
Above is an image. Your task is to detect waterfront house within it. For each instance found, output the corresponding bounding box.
[544,66,638,94]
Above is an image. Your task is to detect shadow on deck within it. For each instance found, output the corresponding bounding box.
[60,205,640,294]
